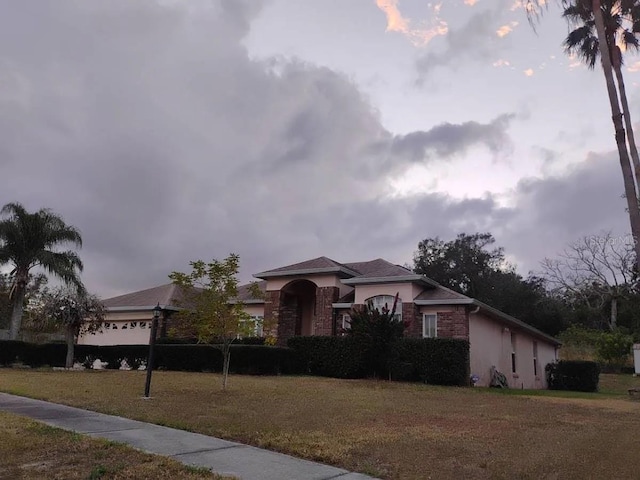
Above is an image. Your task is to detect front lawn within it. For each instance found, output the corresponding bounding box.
[0,410,229,480]
[1,370,639,479]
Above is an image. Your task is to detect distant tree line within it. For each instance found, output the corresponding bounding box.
[413,232,640,339]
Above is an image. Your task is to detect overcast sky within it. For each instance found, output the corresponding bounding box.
[1,0,639,298]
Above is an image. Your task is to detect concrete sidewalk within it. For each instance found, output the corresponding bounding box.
[0,392,377,480]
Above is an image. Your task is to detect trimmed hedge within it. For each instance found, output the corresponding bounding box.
[391,338,470,386]
[287,336,368,379]
[546,360,600,392]
[288,336,470,386]
[0,340,31,366]
[0,340,300,375]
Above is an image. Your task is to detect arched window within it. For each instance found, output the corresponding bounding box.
[366,295,402,322]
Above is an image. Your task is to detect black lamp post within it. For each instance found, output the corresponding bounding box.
[144,303,162,398]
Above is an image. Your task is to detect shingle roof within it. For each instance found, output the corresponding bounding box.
[259,256,344,274]
[344,258,413,278]
[235,280,266,303]
[414,287,468,301]
[102,284,189,309]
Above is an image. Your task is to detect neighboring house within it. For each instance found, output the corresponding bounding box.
[77,284,183,346]
[81,256,560,389]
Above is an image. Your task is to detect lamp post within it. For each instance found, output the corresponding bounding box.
[144,303,162,398]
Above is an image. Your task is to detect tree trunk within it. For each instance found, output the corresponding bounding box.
[222,342,231,391]
[8,277,26,341]
[592,0,640,264]
[65,326,75,369]
[613,47,640,193]
[610,296,617,331]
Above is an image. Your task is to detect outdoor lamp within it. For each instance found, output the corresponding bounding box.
[144,303,161,398]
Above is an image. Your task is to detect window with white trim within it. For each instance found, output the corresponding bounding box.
[422,314,437,338]
[238,315,264,338]
[533,341,539,377]
[366,295,402,322]
[341,313,351,330]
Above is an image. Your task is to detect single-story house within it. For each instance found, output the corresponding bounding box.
[80,256,560,388]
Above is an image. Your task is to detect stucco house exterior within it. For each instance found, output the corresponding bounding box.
[77,283,183,346]
[80,256,560,388]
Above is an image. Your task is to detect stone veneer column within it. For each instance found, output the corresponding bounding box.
[436,306,469,340]
[263,290,281,339]
[402,303,422,338]
[277,295,299,344]
[314,286,339,336]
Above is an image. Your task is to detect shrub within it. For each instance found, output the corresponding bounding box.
[0,340,299,374]
[0,340,29,365]
[595,331,633,372]
[391,338,470,386]
[287,336,367,379]
[226,345,299,374]
[347,300,404,378]
[546,360,600,392]
[22,343,67,367]
[288,336,470,386]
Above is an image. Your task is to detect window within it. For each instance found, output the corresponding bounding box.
[341,313,351,330]
[423,314,437,338]
[511,332,517,373]
[238,315,264,338]
[366,295,402,322]
[533,341,539,377]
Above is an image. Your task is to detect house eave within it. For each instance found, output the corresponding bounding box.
[332,303,353,309]
[105,305,180,313]
[342,275,433,286]
[228,299,265,305]
[253,266,359,280]
[414,299,474,306]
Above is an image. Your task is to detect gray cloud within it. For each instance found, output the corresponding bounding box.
[0,0,628,298]
[386,114,515,162]
[415,5,511,80]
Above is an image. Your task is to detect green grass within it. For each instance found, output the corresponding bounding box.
[1,369,640,479]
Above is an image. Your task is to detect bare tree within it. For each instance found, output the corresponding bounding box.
[541,232,637,329]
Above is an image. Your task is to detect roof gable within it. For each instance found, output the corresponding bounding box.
[254,256,359,279]
[343,258,413,278]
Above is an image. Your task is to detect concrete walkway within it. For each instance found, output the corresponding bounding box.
[0,392,377,480]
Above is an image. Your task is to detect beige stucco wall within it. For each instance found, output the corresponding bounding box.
[354,283,414,304]
[468,312,558,389]
[243,305,265,317]
[78,311,154,346]
[266,274,343,291]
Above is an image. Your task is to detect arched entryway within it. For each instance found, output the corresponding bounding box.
[280,279,317,336]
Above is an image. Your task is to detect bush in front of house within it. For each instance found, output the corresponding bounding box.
[347,301,405,378]
[0,340,29,365]
[287,336,470,385]
[21,343,67,367]
[77,345,149,370]
[391,338,470,386]
[545,360,600,392]
[287,336,368,379]
[0,340,298,374]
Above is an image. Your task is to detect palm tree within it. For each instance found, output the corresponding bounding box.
[526,0,640,265]
[563,0,640,190]
[0,203,84,340]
